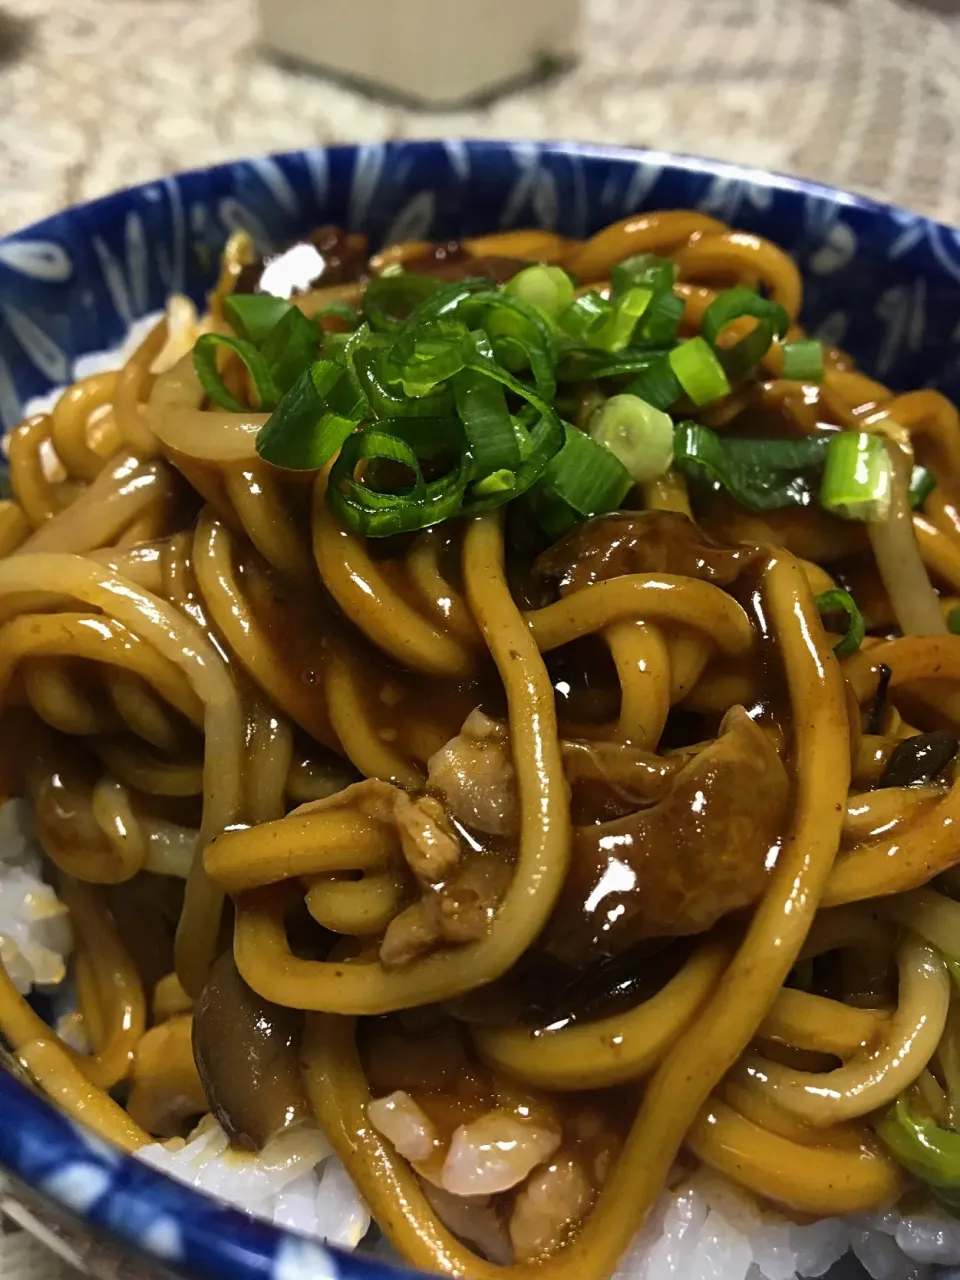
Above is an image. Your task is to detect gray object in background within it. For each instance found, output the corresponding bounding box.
[257,0,581,105]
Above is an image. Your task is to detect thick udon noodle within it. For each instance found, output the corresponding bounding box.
[0,211,959,1275]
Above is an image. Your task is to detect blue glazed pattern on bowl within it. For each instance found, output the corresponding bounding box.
[0,140,958,1280]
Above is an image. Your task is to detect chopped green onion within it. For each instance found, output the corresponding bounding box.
[469,292,558,395]
[781,339,824,382]
[559,291,611,344]
[403,277,492,327]
[588,394,674,484]
[362,273,441,332]
[193,333,280,413]
[557,289,652,354]
[625,357,682,411]
[669,338,731,406]
[673,422,829,511]
[909,464,937,510]
[317,301,360,328]
[457,354,565,512]
[610,253,676,298]
[222,293,293,345]
[259,306,321,393]
[505,265,575,322]
[353,346,454,419]
[256,359,366,469]
[327,418,470,537]
[321,331,351,360]
[453,369,521,481]
[604,287,653,351]
[820,431,893,522]
[528,423,633,538]
[636,290,685,345]
[879,1091,960,1210]
[947,605,960,635]
[556,346,670,383]
[387,319,469,396]
[701,287,789,378]
[814,589,866,656]
[472,469,517,497]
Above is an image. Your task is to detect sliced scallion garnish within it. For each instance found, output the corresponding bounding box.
[820,431,894,522]
[909,464,937,510]
[588,394,674,484]
[469,292,558,396]
[527,423,633,538]
[255,359,365,469]
[472,469,517,497]
[222,293,293,345]
[362,273,441,332]
[781,339,824,383]
[558,288,654,355]
[194,333,280,413]
[559,291,611,344]
[452,369,522,481]
[259,306,321,394]
[610,252,677,298]
[556,346,670,383]
[625,357,682,410]
[701,286,789,378]
[636,289,684,345]
[387,318,469,396]
[814,588,866,656]
[669,337,731,406]
[327,419,471,538]
[246,252,862,542]
[504,265,575,322]
[353,346,454,419]
[673,422,829,511]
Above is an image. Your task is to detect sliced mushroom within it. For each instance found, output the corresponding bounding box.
[879,731,959,789]
[192,950,311,1150]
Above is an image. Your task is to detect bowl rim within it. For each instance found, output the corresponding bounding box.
[6,137,959,246]
[0,137,952,1280]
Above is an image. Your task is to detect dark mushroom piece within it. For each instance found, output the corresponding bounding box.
[192,950,311,1150]
[526,941,684,1028]
[879,731,960,789]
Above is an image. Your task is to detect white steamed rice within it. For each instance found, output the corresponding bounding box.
[138,1117,370,1248]
[4,319,960,1278]
[0,799,71,994]
[617,1165,960,1280]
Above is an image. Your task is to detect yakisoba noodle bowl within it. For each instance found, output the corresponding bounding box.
[2,209,960,1278]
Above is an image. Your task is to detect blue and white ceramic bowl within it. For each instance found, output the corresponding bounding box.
[0,141,958,1280]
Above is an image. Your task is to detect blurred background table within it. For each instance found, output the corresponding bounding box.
[0,0,958,236]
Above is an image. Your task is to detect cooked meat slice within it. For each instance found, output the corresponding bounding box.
[547,706,789,963]
[428,710,519,837]
[395,792,461,883]
[380,899,443,969]
[536,510,762,595]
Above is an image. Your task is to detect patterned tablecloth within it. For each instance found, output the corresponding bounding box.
[0,0,959,1274]
[0,0,958,235]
